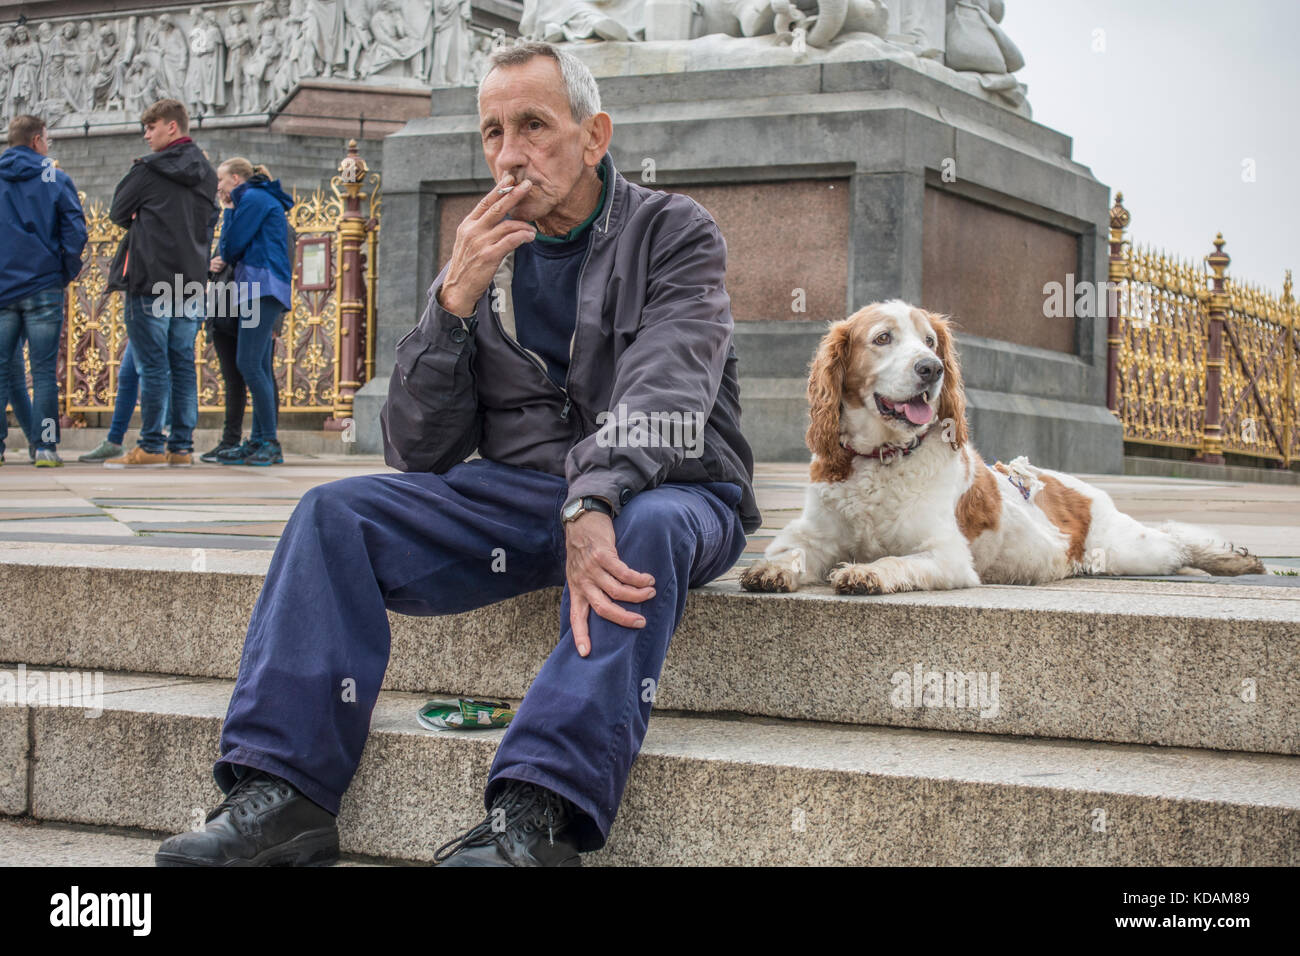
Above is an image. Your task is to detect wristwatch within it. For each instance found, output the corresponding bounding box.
[562,495,613,524]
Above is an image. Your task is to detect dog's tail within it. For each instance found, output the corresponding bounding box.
[1159,521,1265,576]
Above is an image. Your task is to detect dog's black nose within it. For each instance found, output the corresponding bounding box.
[914,357,943,383]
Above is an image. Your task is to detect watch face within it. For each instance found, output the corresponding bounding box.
[562,500,583,521]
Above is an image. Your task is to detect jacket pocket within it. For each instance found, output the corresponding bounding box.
[382,324,481,473]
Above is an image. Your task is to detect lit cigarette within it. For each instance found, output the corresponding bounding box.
[498,185,515,194]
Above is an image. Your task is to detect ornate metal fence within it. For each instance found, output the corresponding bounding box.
[1107,194,1297,467]
[55,140,380,428]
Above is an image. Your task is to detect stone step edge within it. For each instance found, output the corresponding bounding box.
[3,562,1297,758]
[6,669,1299,865]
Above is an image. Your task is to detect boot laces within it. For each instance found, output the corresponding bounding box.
[433,782,566,862]
[207,772,289,824]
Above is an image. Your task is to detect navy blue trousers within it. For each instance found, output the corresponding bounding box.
[215,458,747,849]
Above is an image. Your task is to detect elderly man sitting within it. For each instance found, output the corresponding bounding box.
[155,40,759,867]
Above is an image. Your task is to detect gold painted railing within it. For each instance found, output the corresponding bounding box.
[1106,193,1297,467]
[56,141,380,425]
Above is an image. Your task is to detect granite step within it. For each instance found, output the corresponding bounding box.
[3,669,1297,866]
[1,558,1296,755]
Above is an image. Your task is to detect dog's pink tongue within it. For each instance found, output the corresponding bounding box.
[903,400,934,425]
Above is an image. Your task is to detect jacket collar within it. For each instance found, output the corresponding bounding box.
[591,151,621,239]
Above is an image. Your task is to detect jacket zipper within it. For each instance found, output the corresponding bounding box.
[565,235,594,438]
[489,232,597,439]
[488,276,578,433]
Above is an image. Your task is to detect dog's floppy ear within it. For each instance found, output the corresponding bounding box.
[930,313,968,448]
[806,318,856,482]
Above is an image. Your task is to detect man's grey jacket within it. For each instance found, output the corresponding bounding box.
[380,151,761,534]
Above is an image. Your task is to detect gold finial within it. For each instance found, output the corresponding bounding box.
[1109,191,1130,231]
[1283,269,1293,306]
[338,139,367,188]
[1206,233,1230,278]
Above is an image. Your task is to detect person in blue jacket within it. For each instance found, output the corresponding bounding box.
[0,115,88,467]
[209,158,293,467]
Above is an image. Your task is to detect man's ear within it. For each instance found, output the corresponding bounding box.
[584,112,613,166]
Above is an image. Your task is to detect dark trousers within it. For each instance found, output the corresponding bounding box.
[120,292,200,454]
[211,320,281,447]
[0,285,63,453]
[214,459,747,848]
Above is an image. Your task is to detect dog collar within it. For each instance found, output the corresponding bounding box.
[842,430,927,465]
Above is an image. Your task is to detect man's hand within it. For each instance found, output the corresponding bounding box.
[437,172,537,318]
[564,513,656,657]
[209,255,225,272]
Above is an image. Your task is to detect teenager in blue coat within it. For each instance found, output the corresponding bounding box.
[209,158,293,466]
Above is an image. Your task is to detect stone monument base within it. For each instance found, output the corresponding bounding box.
[359,57,1120,473]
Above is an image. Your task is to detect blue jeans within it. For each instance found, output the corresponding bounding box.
[236,297,282,444]
[214,459,748,849]
[0,285,64,454]
[121,292,200,454]
[107,340,170,447]
[5,333,35,449]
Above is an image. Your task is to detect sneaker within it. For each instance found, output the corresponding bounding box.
[103,446,170,468]
[33,449,64,468]
[28,444,35,463]
[244,439,283,466]
[434,780,582,867]
[217,439,260,465]
[166,451,193,467]
[78,439,124,462]
[199,441,240,464]
[154,769,339,867]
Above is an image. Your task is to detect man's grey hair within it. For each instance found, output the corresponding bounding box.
[477,40,602,123]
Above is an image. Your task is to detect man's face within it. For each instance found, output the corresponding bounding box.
[143,119,181,152]
[478,58,593,224]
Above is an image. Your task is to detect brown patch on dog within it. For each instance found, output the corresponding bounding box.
[806,318,857,483]
[1034,474,1093,562]
[928,313,968,448]
[956,455,1001,542]
[992,461,1010,475]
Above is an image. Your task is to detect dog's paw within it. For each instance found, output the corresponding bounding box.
[740,560,799,593]
[829,562,883,595]
[828,561,913,595]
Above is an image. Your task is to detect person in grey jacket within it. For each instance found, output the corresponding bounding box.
[155,41,759,868]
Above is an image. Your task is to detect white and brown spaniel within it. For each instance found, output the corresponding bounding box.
[740,301,1264,595]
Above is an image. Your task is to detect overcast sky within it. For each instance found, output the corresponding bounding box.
[1002,0,1299,290]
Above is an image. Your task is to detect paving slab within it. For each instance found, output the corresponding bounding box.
[3,459,1298,559]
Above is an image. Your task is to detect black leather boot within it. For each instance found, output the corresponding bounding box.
[155,769,339,867]
[434,780,582,867]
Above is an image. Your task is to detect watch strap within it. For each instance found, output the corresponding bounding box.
[582,495,613,517]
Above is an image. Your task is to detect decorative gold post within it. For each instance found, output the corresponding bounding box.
[326,139,369,431]
[1195,233,1230,464]
[1105,192,1131,415]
